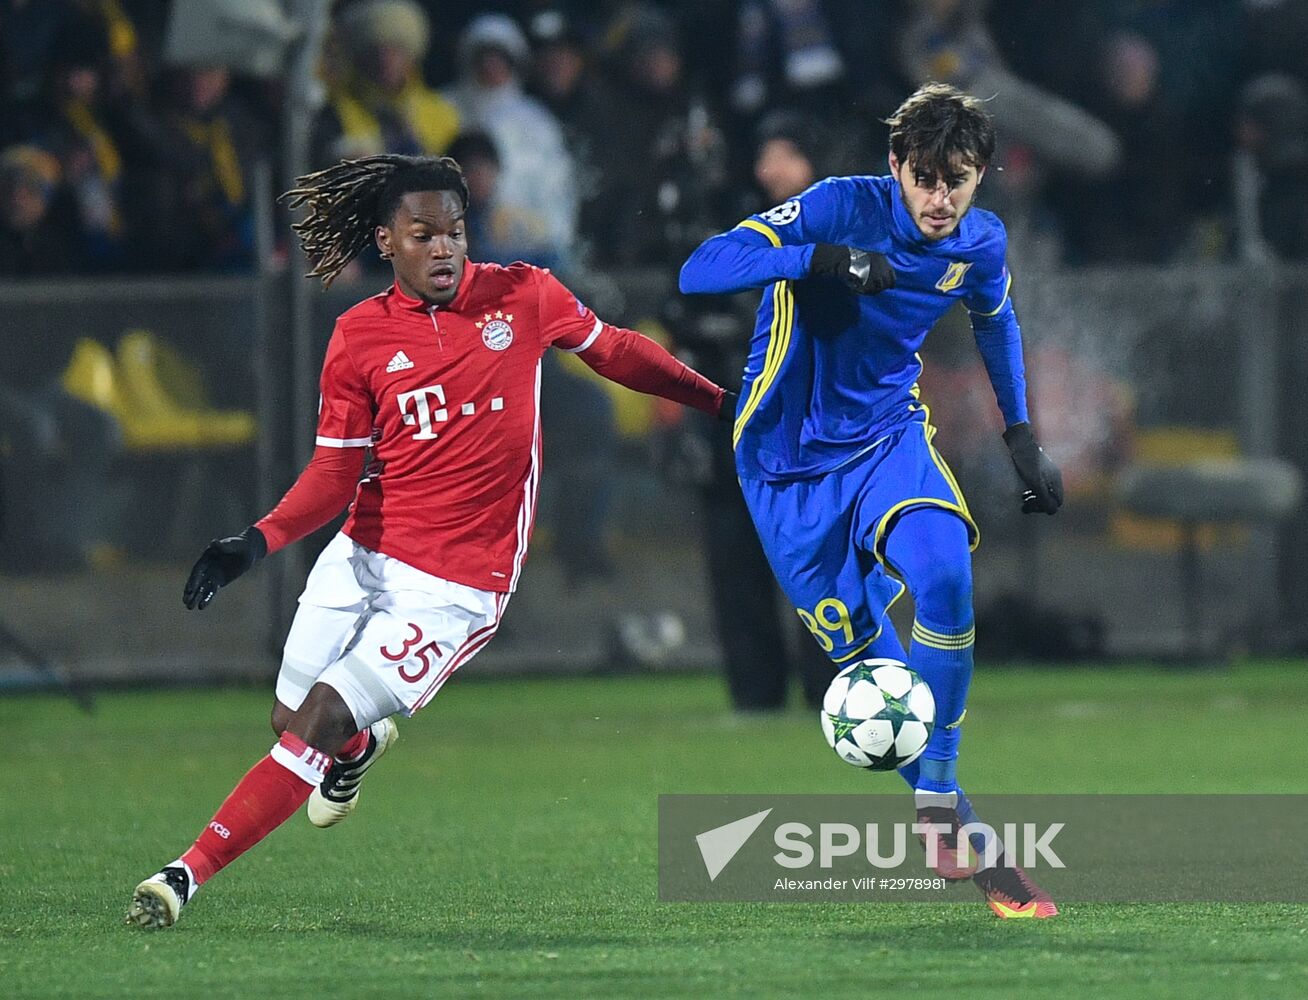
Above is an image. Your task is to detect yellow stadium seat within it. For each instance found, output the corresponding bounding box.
[61,332,255,453]
[114,330,256,451]
[61,337,119,414]
[1110,427,1243,552]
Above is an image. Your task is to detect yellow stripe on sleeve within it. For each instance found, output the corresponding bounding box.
[737,218,782,247]
[733,280,794,448]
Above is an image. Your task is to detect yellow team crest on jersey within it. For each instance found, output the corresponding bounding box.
[935,261,973,293]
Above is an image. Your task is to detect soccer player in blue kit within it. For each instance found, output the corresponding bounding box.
[680,83,1064,918]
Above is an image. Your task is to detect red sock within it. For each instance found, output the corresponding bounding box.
[337,727,369,761]
[181,732,332,886]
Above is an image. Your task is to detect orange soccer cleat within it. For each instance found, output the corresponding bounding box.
[973,862,1059,919]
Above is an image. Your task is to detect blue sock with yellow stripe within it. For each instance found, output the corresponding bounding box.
[907,614,974,793]
[882,508,975,795]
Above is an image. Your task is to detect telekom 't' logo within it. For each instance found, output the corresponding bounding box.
[397,384,504,440]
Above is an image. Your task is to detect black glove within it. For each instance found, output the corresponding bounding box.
[718,389,739,423]
[1003,422,1064,515]
[183,526,267,609]
[809,243,897,295]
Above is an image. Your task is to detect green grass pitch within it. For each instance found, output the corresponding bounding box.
[3,661,1307,998]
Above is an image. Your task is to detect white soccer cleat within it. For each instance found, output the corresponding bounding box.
[307,717,399,828]
[124,864,192,929]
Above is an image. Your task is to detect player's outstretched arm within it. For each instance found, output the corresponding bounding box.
[680,230,894,296]
[679,229,813,295]
[181,445,364,609]
[539,269,733,419]
[569,323,733,420]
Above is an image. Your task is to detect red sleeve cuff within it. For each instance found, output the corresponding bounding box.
[255,445,364,553]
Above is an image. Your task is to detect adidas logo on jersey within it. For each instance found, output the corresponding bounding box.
[386,350,415,373]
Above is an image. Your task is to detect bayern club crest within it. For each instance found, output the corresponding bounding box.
[477,311,514,351]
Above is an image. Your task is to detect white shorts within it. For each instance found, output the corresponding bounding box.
[276,532,508,730]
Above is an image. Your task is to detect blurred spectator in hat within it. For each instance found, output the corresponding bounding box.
[725,1,900,174]
[899,0,1120,179]
[1235,73,1308,260]
[0,144,82,275]
[1049,32,1196,264]
[29,14,132,271]
[751,109,828,206]
[128,62,267,271]
[444,12,578,265]
[597,3,729,267]
[316,0,460,162]
[726,0,904,132]
[0,0,142,117]
[447,129,561,270]
[729,0,847,120]
[527,7,589,113]
[526,7,625,266]
[727,107,837,244]
[1105,0,1245,254]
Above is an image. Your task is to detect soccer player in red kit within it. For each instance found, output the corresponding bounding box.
[125,155,734,929]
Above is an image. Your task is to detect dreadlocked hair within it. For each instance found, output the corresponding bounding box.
[280,154,469,287]
[884,83,996,185]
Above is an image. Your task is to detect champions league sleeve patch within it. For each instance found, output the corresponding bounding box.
[759,200,801,226]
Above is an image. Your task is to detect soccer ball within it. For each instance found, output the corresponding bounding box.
[821,659,935,771]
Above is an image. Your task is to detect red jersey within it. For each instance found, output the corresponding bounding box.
[257,262,725,592]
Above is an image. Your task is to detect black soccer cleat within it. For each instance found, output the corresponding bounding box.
[125,864,193,929]
[307,718,399,828]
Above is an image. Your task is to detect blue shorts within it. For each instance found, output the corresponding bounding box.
[739,422,978,664]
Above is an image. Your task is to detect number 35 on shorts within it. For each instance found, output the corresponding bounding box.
[379,622,443,683]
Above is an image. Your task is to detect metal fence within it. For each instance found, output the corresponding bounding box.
[1,261,1304,693]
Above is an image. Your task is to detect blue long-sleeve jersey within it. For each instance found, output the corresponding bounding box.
[680,174,1029,482]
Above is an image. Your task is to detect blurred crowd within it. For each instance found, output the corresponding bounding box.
[3,0,1308,280]
[3,1,1305,679]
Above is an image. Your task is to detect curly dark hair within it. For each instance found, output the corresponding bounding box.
[884,83,996,183]
[280,154,469,286]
